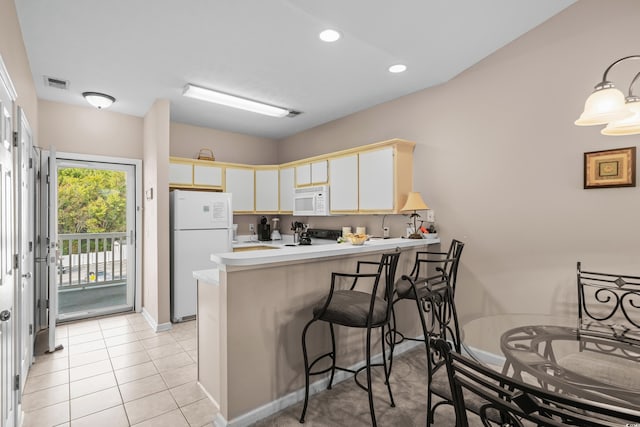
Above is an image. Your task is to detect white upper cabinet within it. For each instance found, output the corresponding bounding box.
[279,167,295,212]
[329,155,358,212]
[296,160,328,187]
[311,160,328,184]
[255,168,279,212]
[295,163,311,186]
[193,163,223,187]
[225,167,255,212]
[359,147,394,211]
[169,162,192,186]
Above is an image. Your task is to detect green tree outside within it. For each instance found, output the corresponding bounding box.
[58,168,127,254]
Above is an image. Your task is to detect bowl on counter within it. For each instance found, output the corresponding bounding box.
[346,233,368,245]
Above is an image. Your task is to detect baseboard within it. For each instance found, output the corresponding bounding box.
[141,307,172,332]
[213,336,424,427]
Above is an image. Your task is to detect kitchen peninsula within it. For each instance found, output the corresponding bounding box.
[194,237,438,426]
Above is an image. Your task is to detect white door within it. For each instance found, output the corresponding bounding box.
[46,148,60,353]
[16,107,33,397]
[0,59,16,427]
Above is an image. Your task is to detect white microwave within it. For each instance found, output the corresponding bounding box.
[293,185,330,216]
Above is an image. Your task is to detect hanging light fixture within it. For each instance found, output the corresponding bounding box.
[575,55,640,135]
[82,92,115,109]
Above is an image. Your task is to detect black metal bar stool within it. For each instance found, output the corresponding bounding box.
[299,251,401,427]
[386,239,464,424]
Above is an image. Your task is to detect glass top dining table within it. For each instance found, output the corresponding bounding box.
[461,313,640,412]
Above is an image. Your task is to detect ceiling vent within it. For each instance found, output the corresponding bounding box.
[44,76,69,90]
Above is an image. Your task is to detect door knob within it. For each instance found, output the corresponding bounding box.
[22,272,32,279]
[0,310,10,322]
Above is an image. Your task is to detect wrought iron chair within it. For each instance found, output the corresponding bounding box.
[299,251,401,427]
[433,338,640,426]
[577,261,640,344]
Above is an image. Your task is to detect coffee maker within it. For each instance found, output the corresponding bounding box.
[257,216,271,241]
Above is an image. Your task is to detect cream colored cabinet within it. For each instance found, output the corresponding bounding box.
[295,163,311,186]
[169,158,223,189]
[359,147,394,211]
[295,160,328,187]
[225,167,255,212]
[255,168,279,212]
[311,160,328,184]
[193,163,223,188]
[169,161,193,186]
[329,155,358,212]
[279,167,295,212]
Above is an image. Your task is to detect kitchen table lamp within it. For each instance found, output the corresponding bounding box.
[401,192,429,239]
[575,55,640,135]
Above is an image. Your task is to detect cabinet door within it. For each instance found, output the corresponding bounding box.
[255,169,279,212]
[225,167,255,212]
[329,155,358,212]
[193,164,223,187]
[169,162,193,186]
[296,163,311,186]
[359,147,394,211]
[279,167,295,212]
[311,160,328,184]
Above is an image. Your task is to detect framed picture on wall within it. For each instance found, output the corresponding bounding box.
[584,146,636,189]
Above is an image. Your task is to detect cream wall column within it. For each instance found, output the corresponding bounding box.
[143,99,171,330]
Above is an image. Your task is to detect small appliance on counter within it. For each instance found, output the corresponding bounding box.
[270,218,281,240]
[257,216,271,241]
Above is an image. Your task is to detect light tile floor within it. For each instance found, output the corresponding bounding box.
[22,312,216,427]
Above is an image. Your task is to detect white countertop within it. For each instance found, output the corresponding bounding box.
[211,236,440,269]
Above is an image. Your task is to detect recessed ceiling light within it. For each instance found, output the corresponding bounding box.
[388,64,407,73]
[319,29,341,43]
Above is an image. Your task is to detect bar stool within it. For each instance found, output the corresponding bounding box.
[389,239,464,356]
[299,251,401,427]
[386,239,464,424]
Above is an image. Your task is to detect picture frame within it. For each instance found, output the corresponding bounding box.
[584,146,636,189]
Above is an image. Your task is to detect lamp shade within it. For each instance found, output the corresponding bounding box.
[601,98,640,135]
[401,192,429,212]
[575,86,632,126]
[82,92,115,109]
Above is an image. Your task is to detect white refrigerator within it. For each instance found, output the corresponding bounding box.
[170,190,233,322]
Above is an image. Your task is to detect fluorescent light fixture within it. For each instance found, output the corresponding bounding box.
[82,92,115,109]
[319,29,340,42]
[389,64,407,73]
[183,84,290,117]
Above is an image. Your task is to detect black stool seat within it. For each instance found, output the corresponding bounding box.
[314,290,388,327]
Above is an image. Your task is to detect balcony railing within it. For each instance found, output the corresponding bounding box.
[58,232,128,290]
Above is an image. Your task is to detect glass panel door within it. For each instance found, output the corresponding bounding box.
[55,159,136,321]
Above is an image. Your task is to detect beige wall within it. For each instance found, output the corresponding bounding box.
[0,0,38,137]
[38,100,143,158]
[277,0,640,323]
[170,122,278,165]
[143,99,171,327]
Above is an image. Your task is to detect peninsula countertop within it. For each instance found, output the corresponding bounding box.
[210,236,440,269]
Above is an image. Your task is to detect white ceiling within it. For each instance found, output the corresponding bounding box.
[16,0,575,140]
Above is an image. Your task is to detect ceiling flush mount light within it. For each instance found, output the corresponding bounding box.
[319,29,340,43]
[388,64,407,73]
[575,55,640,135]
[82,92,115,109]
[183,84,294,118]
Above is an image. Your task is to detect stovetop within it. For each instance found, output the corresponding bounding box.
[306,229,342,240]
